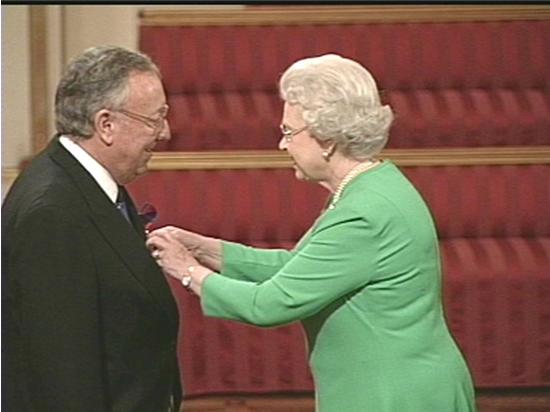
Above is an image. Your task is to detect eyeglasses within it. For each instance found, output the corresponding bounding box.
[280,124,308,143]
[117,104,169,134]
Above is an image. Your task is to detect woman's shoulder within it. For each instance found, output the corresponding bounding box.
[326,161,432,226]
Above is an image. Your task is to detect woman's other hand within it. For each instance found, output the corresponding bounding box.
[146,228,197,279]
[148,226,224,272]
[149,226,202,255]
[146,227,213,295]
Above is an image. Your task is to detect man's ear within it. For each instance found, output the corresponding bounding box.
[95,109,115,146]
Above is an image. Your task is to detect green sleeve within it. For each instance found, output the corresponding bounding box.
[203,215,378,327]
[220,240,294,282]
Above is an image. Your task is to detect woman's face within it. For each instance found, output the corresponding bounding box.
[278,103,327,182]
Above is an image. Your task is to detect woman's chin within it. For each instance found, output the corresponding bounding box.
[293,166,310,182]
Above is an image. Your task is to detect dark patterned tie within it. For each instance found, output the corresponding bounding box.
[115,187,131,223]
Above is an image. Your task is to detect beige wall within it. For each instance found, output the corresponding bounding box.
[63,6,139,65]
[2,6,32,174]
[1,5,243,197]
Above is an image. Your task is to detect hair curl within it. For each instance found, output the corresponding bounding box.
[55,45,160,138]
[279,54,393,159]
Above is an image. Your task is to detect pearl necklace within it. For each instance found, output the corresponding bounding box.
[328,160,379,209]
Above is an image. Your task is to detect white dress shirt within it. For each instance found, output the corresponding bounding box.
[59,135,119,203]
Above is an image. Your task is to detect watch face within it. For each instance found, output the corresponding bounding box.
[181,276,192,289]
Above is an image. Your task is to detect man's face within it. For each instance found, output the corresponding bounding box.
[111,71,170,185]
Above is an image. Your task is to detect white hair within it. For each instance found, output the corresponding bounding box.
[279,54,394,159]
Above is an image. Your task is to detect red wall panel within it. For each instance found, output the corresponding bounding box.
[141,21,550,151]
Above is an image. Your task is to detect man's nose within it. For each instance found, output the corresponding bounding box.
[159,120,171,141]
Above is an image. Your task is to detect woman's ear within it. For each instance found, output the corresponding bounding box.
[95,109,115,146]
[320,141,337,162]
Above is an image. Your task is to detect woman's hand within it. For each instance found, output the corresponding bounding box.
[149,226,203,256]
[148,226,224,272]
[146,227,213,295]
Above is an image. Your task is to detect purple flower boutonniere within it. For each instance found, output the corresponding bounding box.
[138,203,158,233]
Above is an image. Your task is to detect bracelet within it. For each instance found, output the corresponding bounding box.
[181,265,194,290]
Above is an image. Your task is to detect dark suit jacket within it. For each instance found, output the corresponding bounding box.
[2,138,181,412]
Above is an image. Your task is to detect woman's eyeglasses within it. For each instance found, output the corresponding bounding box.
[280,124,308,143]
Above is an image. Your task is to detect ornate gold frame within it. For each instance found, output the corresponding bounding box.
[140,5,550,26]
[148,147,550,170]
[30,6,50,154]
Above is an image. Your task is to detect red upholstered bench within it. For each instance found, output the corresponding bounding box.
[404,165,550,388]
[140,10,550,151]
[131,5,550,404]
[129,164,550,393]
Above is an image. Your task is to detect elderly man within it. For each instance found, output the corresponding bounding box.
[2,46,181,412]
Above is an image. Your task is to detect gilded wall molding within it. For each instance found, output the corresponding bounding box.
[140,5,550,26]
[148,146,550,170]
[2,168,20,197]
[30,6,49,154]
[2,168,20,181]
[4,147,549,194]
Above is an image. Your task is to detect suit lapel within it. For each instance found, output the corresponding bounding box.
[47,139,178,326]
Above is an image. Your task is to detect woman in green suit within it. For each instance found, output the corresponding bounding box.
[147,54,476,412]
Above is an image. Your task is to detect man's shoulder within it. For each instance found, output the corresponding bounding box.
[2,155,83,222]
[15,156,74,196]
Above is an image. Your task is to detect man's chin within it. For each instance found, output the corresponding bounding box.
[139,156,152,173]
[137,165,149,176]
[130,163,149,181]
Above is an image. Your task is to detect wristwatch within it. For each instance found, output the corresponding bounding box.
[181,266,194,290]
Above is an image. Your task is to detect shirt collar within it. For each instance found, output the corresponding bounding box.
[59,135,119,203]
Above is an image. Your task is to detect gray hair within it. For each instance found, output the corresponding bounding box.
[279,54,393,159]
[55,45,160,138]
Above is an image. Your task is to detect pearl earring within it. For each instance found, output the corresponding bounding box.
[322,145,335,161]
